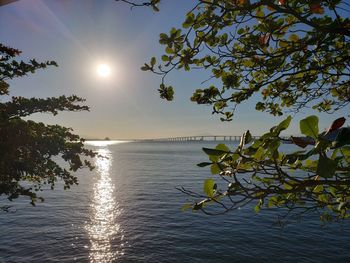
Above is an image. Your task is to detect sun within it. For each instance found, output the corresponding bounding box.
[97,64,111,77]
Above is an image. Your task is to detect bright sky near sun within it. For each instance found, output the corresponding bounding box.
[0,0,347,139]
[97,64,111,77]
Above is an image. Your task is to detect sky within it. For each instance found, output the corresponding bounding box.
[0,0,348,139]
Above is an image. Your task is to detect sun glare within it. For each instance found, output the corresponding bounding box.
[97,64,111,77]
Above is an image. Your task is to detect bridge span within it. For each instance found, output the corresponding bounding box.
[145,135,260,142]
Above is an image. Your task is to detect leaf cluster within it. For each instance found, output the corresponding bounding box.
[0,44,95,205]
[180,115,350,222]
[136,0,350,119]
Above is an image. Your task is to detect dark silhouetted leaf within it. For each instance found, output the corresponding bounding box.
[327,117,346,133]
[291,136,315,148]
[317,155,336,178]
[197,162,212,167]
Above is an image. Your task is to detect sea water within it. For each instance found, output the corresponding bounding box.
[1,141,350,262]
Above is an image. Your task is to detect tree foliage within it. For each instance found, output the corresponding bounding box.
[0,44,95,205]
[129,0,350,119]
[180,116,350,221]
[120,0,350,222]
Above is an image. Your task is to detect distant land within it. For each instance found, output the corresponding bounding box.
[84,137,110,141]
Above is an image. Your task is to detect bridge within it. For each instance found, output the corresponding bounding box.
[140,135,293,142]
[144,135,261,142]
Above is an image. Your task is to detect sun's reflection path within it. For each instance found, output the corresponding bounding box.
[86,148,125,262]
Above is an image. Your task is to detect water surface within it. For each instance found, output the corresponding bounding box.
[1,141,350,262]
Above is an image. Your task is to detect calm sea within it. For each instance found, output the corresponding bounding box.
[1,141,350,263]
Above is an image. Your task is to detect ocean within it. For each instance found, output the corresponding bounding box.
[1,141,350,262]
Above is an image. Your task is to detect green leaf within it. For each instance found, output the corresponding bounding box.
[317,155,336,178]
[237,28,244,35]
[242,59,254,67]
[202,147,229,156]
[216,143,229,152]
[253,147,265,161]
[150,57,156,66]
[284,182,295,190]
[329,187,337,197]
[313,185,324,193]
[165,46,173,54]
[210,163,221,174]
[159,33,167,39]
[181,203,192,212]
[340,146,350,164]
[161,55,169,62]
[268,196,278,207]
[140,64,150,71]
[203,178,215,197]
[318,194,328,203]
[274,115,292,134]
[300,115,319,139]
[304,159,318,170]
[254,204,261,213]
[279,40,289,47]
[289,34,300,42]
[268,139,280,153]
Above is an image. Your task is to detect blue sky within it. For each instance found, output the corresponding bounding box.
[0,0,348,139]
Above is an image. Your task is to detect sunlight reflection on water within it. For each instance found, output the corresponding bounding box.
[86,148,125,263]
[84,140,130,147]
